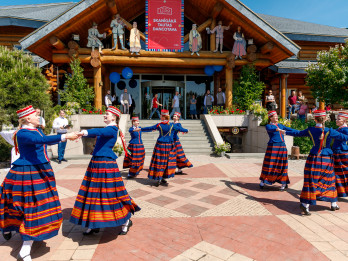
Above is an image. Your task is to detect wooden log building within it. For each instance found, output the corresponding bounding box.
[1,0,348,119]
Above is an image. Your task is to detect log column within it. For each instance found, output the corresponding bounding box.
[225,66,233,108]
[319,101,325,110]
[210,18,216,51]
[94,66,102,110]
[280,74,288,118]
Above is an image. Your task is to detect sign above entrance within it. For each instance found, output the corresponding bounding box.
[146,0,184,52]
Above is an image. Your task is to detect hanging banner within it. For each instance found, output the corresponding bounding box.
[146,0,184,52]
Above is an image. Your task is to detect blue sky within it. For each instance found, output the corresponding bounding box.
[0,0,347,28]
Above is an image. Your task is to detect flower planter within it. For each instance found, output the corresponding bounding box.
[216,151,225,157]
[210,115,249,127]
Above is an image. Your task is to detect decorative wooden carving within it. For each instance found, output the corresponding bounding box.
[184,19,212,43]
[260,42,274,54]
[226,54,236,69]
[49,36,65,50]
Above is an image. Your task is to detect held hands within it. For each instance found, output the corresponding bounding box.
[65,132,79,141]
[277,128,286,135]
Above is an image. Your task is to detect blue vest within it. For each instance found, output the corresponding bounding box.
[332,127,348,153]
[86,126,118,159]
[13,128,62,166]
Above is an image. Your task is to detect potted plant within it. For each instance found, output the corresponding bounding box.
[113,143,124,156]
[214,142,231,157]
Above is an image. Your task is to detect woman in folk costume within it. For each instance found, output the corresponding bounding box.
[332,111,348,197]
[142,109,189,186]
[129,21,141,55]
[259,111,294,191]
[286,110,348,215]
[189,24,202,56]
[70,106,140,235]
[173,112,193,174]
[0,105,78,261]
[123,117,152,179]
[232,26,246,60]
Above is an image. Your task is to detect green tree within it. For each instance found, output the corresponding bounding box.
[233,65,265,110]
[0,46,53,128]
[59,59,95,110]
[306,41,348,106]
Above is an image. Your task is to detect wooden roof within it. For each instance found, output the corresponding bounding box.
[20,0,300,65]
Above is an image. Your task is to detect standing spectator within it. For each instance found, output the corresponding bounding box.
[52,110,69,164]
[288,90,297,119]
[190,94,198,120]
[326,104,332,112]
[265,90,277,111]
[129,97,136,117]
[35,108,46,130]
[204,90,214,114]
[170,91,181,118]
[104,90,115,108]
[120,89,132,114]
[149,93,162,119]
[216,88,225,108]
[297,100,308,121]
[296,90,305,111]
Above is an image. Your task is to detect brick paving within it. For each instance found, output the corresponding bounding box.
[1,156,346,260]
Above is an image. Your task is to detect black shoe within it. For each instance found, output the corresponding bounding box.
[330,205,340,211]
[2,231,11,241]
[119,220,133,235]
[259,184,264,190]
[16,253,31,261]
[61,158,68,162]
[161,179,168,184]
[154,181,161,187]
[58,160,62,164]
[83,228,100,235]
[126,175,135,179]
[300,204,311,216]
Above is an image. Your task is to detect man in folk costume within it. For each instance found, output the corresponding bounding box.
[142,109,189,187]
[87,22,106,53]
[333,111,348,197]
[123,117,152,179]
[173,112,193,174]
[130,21,141,55]
[0,106,78,261]
[206,21,232,54]
[110,14,126,50]
[259,111,295,191]
[286,110,348,215]
[189,24,202,56]
[70,106,140,235]
[120,88,132,114]
[216,88,226,108]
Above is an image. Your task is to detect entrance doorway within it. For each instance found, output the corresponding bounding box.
[141,80,185,119]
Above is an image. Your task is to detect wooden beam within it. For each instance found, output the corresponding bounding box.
[280,74,288,118]
[105,0,117,15]
[225,66,233,107]
[260,42,274,54]
[107,66,205,75]
[210,18,216,52]
[183,19,212,43]
[94,66,102,110]
[49,36,65,50]
[211,2,223,18]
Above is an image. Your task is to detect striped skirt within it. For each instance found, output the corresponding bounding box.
[175,140,193,169]
[259,143,289,185]
[70,156,140,229]
[300,154,337,205]
[0,163,62,241]
[333,152,348,197]
[123,143,145,177]
[148,142,177,180]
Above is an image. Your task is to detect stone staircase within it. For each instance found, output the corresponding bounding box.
[124,120,214,155]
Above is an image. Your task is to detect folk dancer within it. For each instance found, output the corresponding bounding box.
[286,110,348,215]
[142,109,189,187]
[123,117,152,179]
[0,105,78,261]
[259,111,294,191]
[110,14,126,50]
[70,106,140,235]
[173,112,193,174]
[87,22,106,53]
[333,111,348,197]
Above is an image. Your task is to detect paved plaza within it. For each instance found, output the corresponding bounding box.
[1,155,348,260]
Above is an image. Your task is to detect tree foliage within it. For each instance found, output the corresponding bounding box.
[233,65,265,110]
[59,59,95,110]
[306,41,348,106]
[0,46,53,128]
